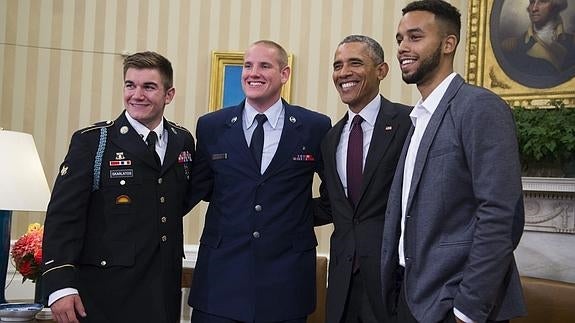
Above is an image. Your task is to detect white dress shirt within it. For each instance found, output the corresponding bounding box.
[336,95,380,196]
[243,100,284,174]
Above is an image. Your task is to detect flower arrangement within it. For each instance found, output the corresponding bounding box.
[11,223,43,283]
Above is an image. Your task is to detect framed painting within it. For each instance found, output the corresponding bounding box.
[208,51,293,111]
[465,0,575,108]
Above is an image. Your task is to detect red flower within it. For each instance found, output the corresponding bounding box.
[11,223,43,283]
[19,260,33,277]
[34,248,42,264]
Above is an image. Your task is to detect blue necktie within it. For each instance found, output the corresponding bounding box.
[250,114,267,169]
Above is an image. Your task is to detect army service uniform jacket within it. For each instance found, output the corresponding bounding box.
[42,111,194,323]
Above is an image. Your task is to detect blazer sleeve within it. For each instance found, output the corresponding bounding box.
[453,90,525,321]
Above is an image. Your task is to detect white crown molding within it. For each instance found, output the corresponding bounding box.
[522,177,575,192]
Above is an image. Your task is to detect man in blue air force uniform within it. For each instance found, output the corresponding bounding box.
[187,40,331,323]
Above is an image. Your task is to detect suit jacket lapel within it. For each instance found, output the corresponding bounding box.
[109,112,159,169]
[360,97,400,203]
[325,114,349,205]
[406,75,465,213]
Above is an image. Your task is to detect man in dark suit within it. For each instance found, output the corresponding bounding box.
[41,51,194,323]
[382,1,526,322]
[187,40,331,323]
[314,35,411,323]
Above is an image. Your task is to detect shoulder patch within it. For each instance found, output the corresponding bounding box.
[80,120,114,134]
[167,120,191,134]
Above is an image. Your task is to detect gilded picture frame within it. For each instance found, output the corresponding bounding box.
[465,0,575,108]
[208,51,293,111]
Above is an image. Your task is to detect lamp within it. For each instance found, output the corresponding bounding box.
[0,129,51,304]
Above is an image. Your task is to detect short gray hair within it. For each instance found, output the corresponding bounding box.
[338,35,385,65]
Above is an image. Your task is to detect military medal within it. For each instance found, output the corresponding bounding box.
[109,160,131,166]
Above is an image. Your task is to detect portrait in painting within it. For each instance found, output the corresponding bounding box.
[490,0,575,89]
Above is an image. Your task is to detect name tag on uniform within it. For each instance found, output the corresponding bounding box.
[293,154,315,161]
[110,169,134,178]
[212,153,228,160]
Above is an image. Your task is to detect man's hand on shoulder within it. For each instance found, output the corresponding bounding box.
[50,294,86,323]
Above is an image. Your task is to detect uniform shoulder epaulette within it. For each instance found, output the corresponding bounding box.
[80,120,114,134]
[167,120,191,134]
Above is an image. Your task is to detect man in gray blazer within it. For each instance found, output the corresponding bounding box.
[381,1,526,322]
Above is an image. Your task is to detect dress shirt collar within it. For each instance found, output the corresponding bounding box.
[244,99,284,130]
[346,94,381,128]
[124,110,165,143]
[411,72,457,122]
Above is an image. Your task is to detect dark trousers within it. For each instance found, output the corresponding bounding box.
[395,266,509,323]
[340,269,380,323]
[191,309,306,323]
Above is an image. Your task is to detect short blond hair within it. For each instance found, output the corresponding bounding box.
[248,40,289,68]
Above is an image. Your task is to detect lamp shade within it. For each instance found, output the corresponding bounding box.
[0,130,51,211]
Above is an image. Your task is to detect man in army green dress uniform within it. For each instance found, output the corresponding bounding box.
[41,51,194,323]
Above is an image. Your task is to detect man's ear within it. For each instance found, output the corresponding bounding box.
[165,87,175,104]
[377,62,389,80]
[280,65,291,84]
[443,35,458,55]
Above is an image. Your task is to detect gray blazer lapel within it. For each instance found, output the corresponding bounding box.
[405,75,465,213]
[391,125,413,215]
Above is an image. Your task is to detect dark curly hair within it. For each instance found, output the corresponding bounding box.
[402,0,461,42]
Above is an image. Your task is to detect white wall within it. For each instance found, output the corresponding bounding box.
[516,231,575,283]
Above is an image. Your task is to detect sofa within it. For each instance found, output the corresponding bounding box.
[511,276,575,323]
